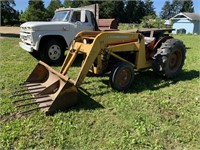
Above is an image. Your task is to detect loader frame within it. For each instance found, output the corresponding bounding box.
[60,31,152,87]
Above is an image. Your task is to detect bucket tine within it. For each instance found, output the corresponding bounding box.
[16,99,52,108]
[13,97,36,103]
[10,91,40,98]
[13,89,28,94]
[13,95,49,103]
[19,105,52,115]
[20,83,41,87]
[13,86,46,94]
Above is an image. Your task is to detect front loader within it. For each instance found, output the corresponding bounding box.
[11,30,186,115]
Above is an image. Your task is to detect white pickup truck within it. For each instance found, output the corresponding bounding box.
[19,7,100,64]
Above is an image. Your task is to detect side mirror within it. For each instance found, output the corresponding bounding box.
[80,10,86,22]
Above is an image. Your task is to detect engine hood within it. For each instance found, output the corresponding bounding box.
[20,21,71,31]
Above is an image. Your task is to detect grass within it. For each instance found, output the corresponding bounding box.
[0,35,200,149]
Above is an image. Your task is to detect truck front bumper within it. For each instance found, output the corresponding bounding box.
[19,42,34,52]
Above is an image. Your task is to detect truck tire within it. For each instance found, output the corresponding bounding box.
[109,62,134,91]
[40,39,65,65]
[152,38,186,78]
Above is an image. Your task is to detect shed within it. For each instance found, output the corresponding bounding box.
[170,12,200,34]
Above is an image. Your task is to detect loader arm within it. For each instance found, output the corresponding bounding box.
[59,31,144,87]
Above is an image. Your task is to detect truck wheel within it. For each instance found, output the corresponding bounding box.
[152,38,186,78]
[40,39,65,65]
[109,62,134,91]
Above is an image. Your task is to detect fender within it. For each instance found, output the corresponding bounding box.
[35,31,72,51]
[153,36,173,51]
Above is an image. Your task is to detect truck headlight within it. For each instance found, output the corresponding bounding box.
[27,35,32,41]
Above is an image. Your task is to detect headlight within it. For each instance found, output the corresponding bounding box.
[26,35,32,41]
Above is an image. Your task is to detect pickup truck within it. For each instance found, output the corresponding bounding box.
[19,5,118,65]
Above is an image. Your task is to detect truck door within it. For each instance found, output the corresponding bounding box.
[71,10,94,37]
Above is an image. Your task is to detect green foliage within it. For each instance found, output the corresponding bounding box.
[46,0,63,19]
[0,33,200,149]
[144,0,156,17]
[124,1,138,23]
[124,0,156,23]
[20,0,46,22]
[99,0,125,22]
[160,0,172,19]
[0,0,19,25]
[181,0,194,12]
[63,0,71,8]
[171,0,183,16]
[140,15,165,28]
[70,0,91,8]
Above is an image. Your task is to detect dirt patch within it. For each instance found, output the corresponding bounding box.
[0,26,20,38]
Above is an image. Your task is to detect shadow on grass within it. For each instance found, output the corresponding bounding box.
[58,88,104,115]
[80,69,199,95]
[0,33,19,38]
[129,69,199,93]
[77,88,104,109]
[28,51,84,67]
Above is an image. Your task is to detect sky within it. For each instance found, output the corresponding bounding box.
[14,0,200,16]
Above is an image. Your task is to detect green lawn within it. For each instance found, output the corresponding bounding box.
[0,35,200,149]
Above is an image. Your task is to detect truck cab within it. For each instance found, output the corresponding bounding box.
[19,8,96,64]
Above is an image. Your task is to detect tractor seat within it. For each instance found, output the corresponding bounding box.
[144,37,156,50]
[144,37,155,44]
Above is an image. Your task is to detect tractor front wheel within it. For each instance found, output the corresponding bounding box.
[153,38,186,78]
[109,62,134,91]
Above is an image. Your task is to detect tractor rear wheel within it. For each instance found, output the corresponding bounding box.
[109,62,134,91]
[152,38,186,78]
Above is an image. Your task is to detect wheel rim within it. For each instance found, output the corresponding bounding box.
[169,50,182,71]
[48,45,61,60]
[115,68,132,88]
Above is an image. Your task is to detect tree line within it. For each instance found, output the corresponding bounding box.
[1,0,194,26]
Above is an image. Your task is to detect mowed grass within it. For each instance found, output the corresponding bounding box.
[0,35,200,149]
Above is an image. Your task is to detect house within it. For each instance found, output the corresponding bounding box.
[170,12,200,34]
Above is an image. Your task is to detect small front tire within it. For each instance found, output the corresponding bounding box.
[109,62,134,91]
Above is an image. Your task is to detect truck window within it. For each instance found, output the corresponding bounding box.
[71,11,88,23]
[52,11,70,21]
[71,11,81,22]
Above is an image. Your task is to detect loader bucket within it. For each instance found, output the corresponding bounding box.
[13,61,78,115]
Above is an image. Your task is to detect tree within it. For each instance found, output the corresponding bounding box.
[144,0,156,17]
[181,0,194,12]
[112,1,125,23]
[99,0,125,22]
[63,0,71,8]
[70,0,91,8]
[160,0,172,19]
[1,0,19,25]
[124,0,150,23]
[124,0,138,23]
[135,0,146,23]
[46,0,62,19]
[20,0,46,22]
[171,0,183,16]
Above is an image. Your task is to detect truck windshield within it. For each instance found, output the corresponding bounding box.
[52,11,70,21]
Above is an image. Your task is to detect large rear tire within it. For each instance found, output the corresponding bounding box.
[152,38,186,78]
[109,62,134,91]
[40,39,65,65]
